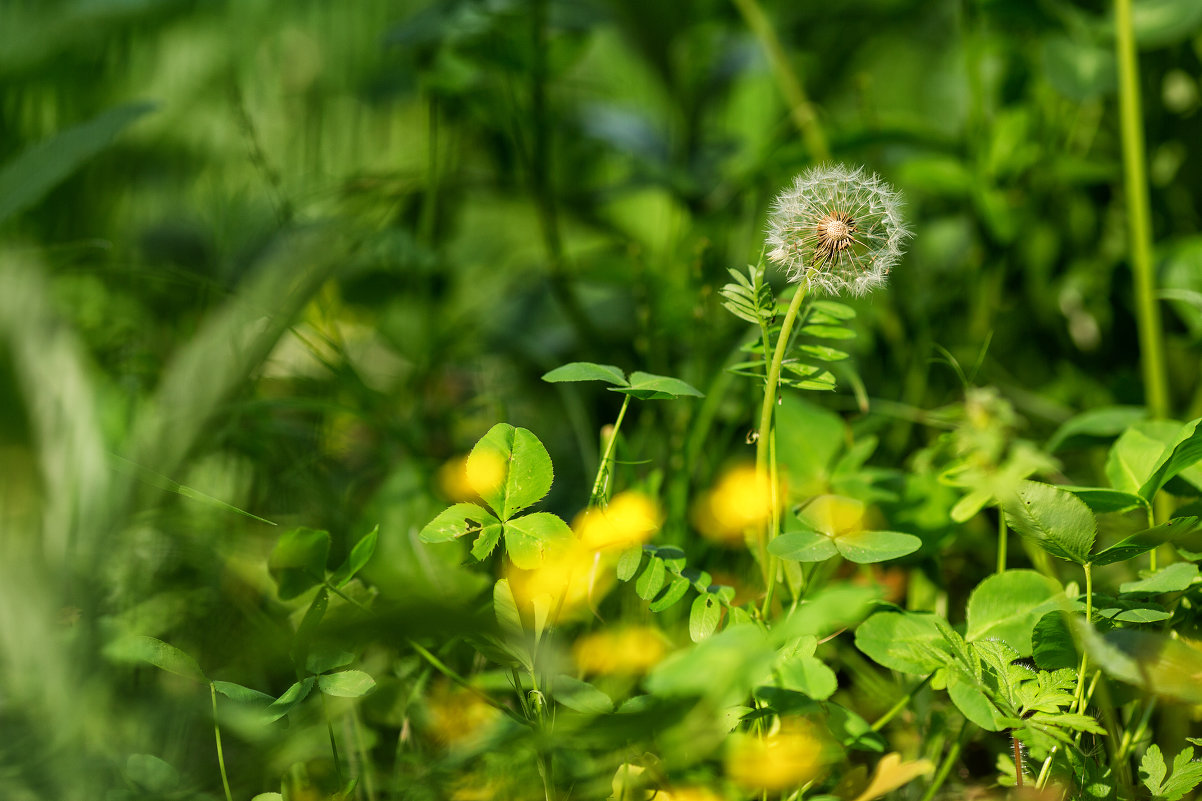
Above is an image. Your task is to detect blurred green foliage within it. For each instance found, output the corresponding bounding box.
[3,0,1202,799]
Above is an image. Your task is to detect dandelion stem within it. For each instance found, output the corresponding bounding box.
[1115,0,1169,420]
[1075,563,1093,715]
[757,286,808,607]
[729,0,830,161]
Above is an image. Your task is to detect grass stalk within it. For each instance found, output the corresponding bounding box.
[210,683,234,801]
[590,394,632,506]
[1114,0,1169,420]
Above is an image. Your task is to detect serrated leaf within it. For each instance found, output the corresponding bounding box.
[1092,517,1201,566]
[1002,480,1096,565]
[419,503,499,543]
[469,424,554,520]
[611,371,703,400]
[330,525,379,588]
[104,635,206,682]
[689,593,721,642]
[648,575,690,612]
[1141,744,1168,795]
[269,527,331,600]
[504,512,573,570]
[541,362,628,386]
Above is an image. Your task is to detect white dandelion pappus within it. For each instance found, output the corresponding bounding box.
[765,164,911,297]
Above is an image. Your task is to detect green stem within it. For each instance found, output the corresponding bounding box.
[322,694,344,789]
[729,0,830,161]
[918,721,969,801]
[1115,0,1169,420]
[870,674,934,731]
[409,639,527,726]
[996,509,1007,574]
[1034,748,1055,790]
[1075,563,1094,715]
[209,683,234,801]
[757,287,809,607]
[590,394,632,506]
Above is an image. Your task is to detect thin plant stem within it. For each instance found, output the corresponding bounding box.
[996,509,1007,574]
[918,721,969,801]
[1034,748,1055,789]
[590,394,632,506]
[409,639,527,726]
[1115,0,1169,420]
[757,287,809,608]
[729,0,831,161]
[322,694,345,789]
[209,682,234,801]
[1075,563,1094,715]
[870,673,933,731]
[1117,696,1157,762]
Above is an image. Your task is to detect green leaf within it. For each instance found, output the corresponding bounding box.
[946,669,1007,732]
[493,579,526,651]
[1109,606,1171,624]
[636,556,667,600]
[269,527,331,600]
[1063,486,1148,514]
[541,362,627,385]
[330,525,379,588]
[470,523,503,560]
[855,612,951,675]
[1132,0,1202,48]
[124,754,180,793]
[1031,612,1078,671]
[211,681,274,707]
[965,570,1062,657]
[504,512,573,570]
[553,675,613,714]
[266,677,316,721]
[318,670,376,698]
[1092,517,1202,566]
[419,503,499,543]
[769,529,838,562]
[777,638,838,700]
[646,624,775,706]
[611,371,703,400]
[799,324,856,340]
[808,300,856,320]
[1107,427,1169,496]
[616,546,644,581]
[1078,624,1202,704]
[648,574,690,612]
[1120,562,1199,595]
[834,531,922,564]
[1046,405,1146,453]
[1141,744,1168,796]
[1002,480,1097,565]
[1162,747,1202,800]
[0,101,157,224]
[799,344,850,362]
[306,646,355,675]
[1139,418,1202,501]
[469,424,554,520]
[104,635,206,682]
[689,593,721,642]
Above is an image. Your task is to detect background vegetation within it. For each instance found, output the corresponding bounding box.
[2,0,1202,799]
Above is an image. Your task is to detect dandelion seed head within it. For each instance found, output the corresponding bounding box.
[766,164,910,297]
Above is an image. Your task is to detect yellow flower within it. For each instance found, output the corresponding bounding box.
[573,626,668,675]
[725,719,830,791]
[576,491,661,551]
[507,541,611,622]
[692,465,777,545]
[424,680,500,748]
